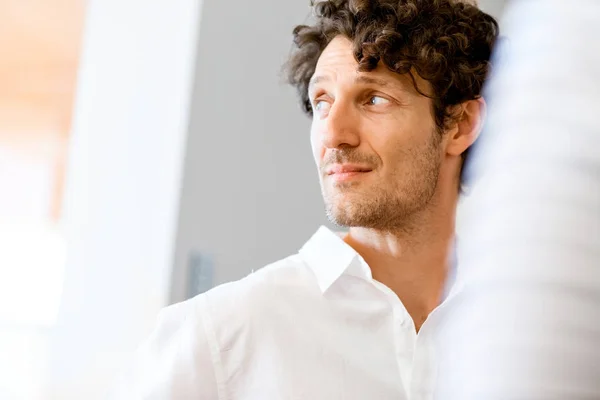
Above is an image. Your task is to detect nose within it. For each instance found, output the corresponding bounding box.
[320,99,360,149]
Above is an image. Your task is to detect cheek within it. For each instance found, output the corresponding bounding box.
[367,120,420,171]
[366,124,403,165]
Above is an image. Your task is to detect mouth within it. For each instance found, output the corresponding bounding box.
[325,164,373,182]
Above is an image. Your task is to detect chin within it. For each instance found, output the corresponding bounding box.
[325,202,371,228]
[327,212,378,229]
[322,187,389,225]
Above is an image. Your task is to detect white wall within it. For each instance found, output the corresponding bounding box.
[169,0,329,303]
[45,0,203,398]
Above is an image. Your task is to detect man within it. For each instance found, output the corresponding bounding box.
[119,1,498,398]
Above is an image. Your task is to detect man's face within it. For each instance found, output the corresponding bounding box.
[309,36,444,230]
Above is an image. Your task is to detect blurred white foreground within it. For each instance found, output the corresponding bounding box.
[438,0,600,398]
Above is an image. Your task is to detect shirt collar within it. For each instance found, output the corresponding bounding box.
[298,226,372,293]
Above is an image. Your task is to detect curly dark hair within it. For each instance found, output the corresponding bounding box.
[285,0,499,168]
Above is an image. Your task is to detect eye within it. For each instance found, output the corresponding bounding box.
[313,99,331,117]
[368,95,390,106]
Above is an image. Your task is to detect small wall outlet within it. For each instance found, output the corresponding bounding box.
[187,251,214,299]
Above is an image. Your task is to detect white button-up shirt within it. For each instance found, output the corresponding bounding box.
[117,226,458,399]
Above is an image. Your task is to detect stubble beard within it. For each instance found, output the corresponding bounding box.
[322,132,442,231]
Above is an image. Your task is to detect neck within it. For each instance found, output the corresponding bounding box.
[344,166,459,332]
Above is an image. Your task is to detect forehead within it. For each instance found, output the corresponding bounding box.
[312,35,429,96]
[315,36,357,72]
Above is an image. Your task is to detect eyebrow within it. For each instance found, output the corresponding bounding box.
[308,75,330,92]
[308,74,393,93]
[355,75,392,87]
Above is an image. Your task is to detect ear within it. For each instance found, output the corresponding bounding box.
[445,97,486,157]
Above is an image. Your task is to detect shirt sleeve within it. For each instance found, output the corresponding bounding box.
[110,295,222,400]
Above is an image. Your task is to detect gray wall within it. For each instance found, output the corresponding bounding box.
[478,0,506,19]
[478,0,506,20]
[170,0,329,303]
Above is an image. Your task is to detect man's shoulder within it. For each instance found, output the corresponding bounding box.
[204,253,317,315]
[161,253,317,330]
[125,244,329,396]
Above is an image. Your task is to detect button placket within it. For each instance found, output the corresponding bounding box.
[372,280,418,394]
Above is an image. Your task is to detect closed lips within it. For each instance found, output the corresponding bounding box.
[326,164,373,175]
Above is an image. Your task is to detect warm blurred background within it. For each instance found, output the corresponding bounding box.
[0,0,506,398]
[0,0,84,223]
[0,0,85,398]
